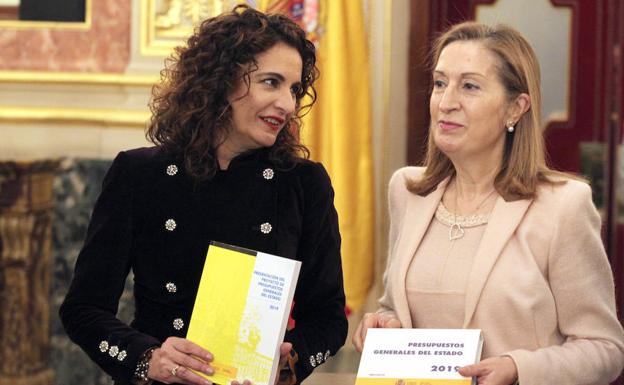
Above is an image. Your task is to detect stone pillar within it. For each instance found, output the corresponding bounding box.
[0,160,60,385]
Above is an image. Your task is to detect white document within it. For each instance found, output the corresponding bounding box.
[356,328,483,385]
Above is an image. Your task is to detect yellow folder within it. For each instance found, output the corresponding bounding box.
[187,242,301,385]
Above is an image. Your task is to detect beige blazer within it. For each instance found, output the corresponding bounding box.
[377,167,624,385]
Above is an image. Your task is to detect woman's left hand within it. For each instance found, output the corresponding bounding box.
[274,342,293,384]
[458,356,518,385]
[230,342,292,385]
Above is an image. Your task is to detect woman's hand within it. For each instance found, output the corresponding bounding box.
[147,336,214,385]
[274,342,293,385]
[352,312,401,352]
[458,356,518,385]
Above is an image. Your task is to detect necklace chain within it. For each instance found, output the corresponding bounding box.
[449,183,497,241]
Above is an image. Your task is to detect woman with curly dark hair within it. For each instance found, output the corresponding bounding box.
[60,5,347,385]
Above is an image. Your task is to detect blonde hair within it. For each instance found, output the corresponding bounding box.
[409,22,574,200]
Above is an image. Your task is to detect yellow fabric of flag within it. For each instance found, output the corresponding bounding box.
[307,0,373,312]
[258,0,374,311]
[303,0,375,310]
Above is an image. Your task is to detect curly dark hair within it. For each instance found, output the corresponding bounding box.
[147,5,318,180]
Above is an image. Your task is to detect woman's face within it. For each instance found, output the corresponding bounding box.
[430,40,514,164]
[225,42,303,153]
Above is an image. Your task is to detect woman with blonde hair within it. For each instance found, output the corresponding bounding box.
[354,22,624,385]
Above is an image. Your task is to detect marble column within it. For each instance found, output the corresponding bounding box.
[0,160,60,385]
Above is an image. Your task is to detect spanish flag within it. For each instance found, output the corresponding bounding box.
[259,0,374,313]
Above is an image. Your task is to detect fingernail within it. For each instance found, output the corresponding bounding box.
[204,366,214,375]
[206,354,213,361]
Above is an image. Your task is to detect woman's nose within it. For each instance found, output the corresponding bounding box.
[274,88,296,115]
[438,86,460,112]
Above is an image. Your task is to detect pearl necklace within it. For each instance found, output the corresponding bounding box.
[449,185,497,241]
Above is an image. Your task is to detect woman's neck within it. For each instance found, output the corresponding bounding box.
[443,160,500,217]
[447,148,502,199]
[453,164,499,199]
[215,140,242,170]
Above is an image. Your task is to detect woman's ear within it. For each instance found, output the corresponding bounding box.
[508,93,531,123]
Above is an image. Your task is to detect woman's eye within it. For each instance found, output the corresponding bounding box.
[262,78,278,87]
[463,82,480,90]
[290,85,302,96]
[433,79,446,88]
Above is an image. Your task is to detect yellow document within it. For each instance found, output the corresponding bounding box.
[187,242,301,385]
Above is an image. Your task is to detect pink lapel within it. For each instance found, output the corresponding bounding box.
[462,196,532,327]
[390,177,450,327]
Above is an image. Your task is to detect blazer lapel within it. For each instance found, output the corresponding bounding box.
[391,177,449,327]
[462,196,532,327]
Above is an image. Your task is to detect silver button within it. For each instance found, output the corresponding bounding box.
[117,350,127,361]
[262,168,274,180]
[165,282,177,293]
[173,318,184,330]
[166,164,178,176]
[165,219,177,231]
[98,341,109,353]
[324,349,330,360]
[109,345,119,357]
[309,355,316,367]
[316,352,323,364]
[260,222,272,234]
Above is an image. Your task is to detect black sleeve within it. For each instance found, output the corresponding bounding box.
[284,162,348,383]
[59,151,160,384]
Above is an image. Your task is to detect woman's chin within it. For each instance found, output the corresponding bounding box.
[435,140,461,157]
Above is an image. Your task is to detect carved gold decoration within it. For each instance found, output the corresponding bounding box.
[0,71,158,86]
[0,159,60,385]
[141,0,246,56]
[0,71,156,127]
[155,0,211,30]
[0,0,92,29]
[0,106,150,128]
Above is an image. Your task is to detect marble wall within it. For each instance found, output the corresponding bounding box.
[50,158,134,385]
[0,0,131,72]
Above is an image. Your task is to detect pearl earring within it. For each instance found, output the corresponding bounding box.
[506,121,515,133]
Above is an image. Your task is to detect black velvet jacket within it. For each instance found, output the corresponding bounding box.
[59,146,347,385]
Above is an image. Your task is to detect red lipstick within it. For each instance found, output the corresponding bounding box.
[261,115,285,131]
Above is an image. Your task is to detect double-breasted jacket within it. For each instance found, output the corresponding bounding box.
[60,146,348,384]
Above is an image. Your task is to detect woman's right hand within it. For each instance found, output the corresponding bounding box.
[147,337,215,385]
[352,313,401,353]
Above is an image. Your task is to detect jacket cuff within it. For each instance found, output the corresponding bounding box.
[94,332,161,383]
[504,349,534,385]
